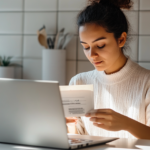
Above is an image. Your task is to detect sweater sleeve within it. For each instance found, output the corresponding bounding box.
[69,75,89,135]
[145,79,150,126]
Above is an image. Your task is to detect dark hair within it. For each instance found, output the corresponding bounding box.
[77,0,134,54]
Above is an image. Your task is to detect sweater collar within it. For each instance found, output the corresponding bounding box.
[95,56,138,85]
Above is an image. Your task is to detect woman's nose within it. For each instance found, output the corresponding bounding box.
[89,48,98,58]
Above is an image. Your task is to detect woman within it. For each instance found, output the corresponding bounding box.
[66,0,150,139]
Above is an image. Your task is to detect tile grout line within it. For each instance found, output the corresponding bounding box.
[21,0,25,79]
[1,34,150,36]
[137,0,140,63]
[56,0,59,34]
[2,34,150,36]
[1,10,150,13]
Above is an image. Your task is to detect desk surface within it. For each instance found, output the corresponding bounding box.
[0,138,150,150]
[79,138,150,150]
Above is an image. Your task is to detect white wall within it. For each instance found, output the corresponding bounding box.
[0,0,149,84]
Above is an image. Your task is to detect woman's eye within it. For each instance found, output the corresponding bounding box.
[98,45,105,49]
[83,45,105,50]
[84,47,90,50]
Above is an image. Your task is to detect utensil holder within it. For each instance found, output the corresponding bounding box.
[42,49,66,85]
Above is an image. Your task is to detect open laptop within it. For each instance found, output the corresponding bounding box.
[0,78,117,149]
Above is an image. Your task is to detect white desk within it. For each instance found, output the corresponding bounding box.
[79,138,150,150]
[0,138,150,150]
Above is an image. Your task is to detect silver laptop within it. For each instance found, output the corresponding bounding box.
[0,78,117,149]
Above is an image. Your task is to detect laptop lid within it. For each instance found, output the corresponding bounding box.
[0,78,69,149]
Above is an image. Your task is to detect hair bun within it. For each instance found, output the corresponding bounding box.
[88,0,133,9]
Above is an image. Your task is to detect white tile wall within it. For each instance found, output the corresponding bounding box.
[0,35,22,56]
[131,0,139,10]
[23,35,43,58]
[24,0,57,11]
[10,58,22,79]
[65,36,77,60]
[77,61,95,74]
[140,0,150,10]
[66,61,76,84]
[139,63,150,70]
[0,0,150,84]
[139,12,150,35]
[58,12,79,34]
[123,11,139,35]
[14,67,22,79]
[24,12,57,34]
[0,0,23,11]
[59,0,87,11]
[23,58,42,80]
[0,13,23,34]
[125,36,138,62]
[139,36,150,61]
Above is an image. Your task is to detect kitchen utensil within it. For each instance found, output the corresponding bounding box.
[52,37,55,45]
[38,34,48,49]
[47,38,51,49]
[62,33,74,49]
[37,25,48,49]
[58,33,69,49]
[54,28,65,49]
[47,37,54,49]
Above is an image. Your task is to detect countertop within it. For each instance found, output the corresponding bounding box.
[0,138,149,150]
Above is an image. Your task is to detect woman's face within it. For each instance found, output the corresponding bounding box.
[79,23,126,72]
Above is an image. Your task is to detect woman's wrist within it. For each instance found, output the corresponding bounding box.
[122,116,133,131]
[123,117,150,139]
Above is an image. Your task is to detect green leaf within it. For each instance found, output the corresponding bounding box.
[0,56,13,66]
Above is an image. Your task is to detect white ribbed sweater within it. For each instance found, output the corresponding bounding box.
[69,57,150,139]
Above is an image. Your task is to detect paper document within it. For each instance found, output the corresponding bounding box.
[59,85,94,117]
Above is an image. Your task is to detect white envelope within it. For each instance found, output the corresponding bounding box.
[59,85,94,117]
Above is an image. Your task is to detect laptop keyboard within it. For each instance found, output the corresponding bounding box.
[69,138,94,148]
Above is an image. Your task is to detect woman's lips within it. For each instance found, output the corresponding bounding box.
[93,61,103,65]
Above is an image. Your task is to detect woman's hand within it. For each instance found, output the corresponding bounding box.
[85,109,129,131]
[66,117,78,125]
[66,117,78,134]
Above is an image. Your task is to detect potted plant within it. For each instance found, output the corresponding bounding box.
[0,56,15,78]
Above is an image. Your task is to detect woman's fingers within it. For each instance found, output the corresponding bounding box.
[85,109,115,121]
[66,119,77,123]
[86,109,113,115]
[86,113,113,120]
[66,117,78,124]
[90,117,111,126]
[85,109,129,131]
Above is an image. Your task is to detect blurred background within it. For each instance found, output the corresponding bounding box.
[0,0,150,85]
